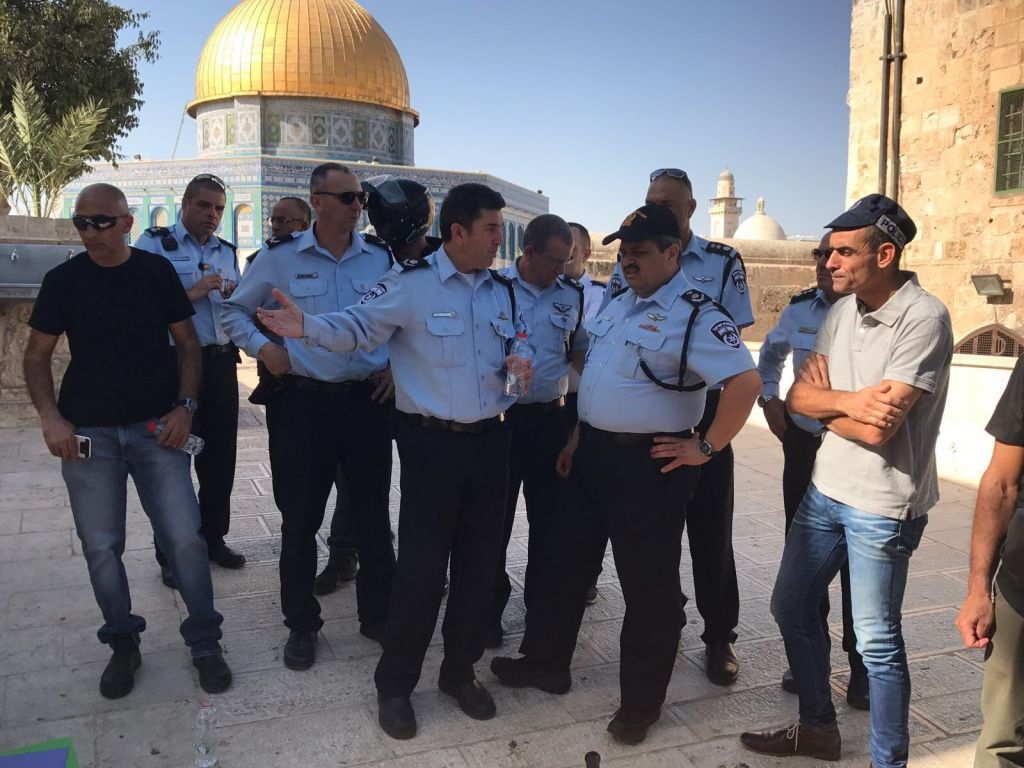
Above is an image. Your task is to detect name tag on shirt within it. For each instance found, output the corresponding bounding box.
[295,272,318,280]
[798,326,817,334]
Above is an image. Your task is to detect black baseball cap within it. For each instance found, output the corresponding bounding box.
[601,204,680,245]
[826,194,917,249]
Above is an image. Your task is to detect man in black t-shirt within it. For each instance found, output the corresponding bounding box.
[956,355,1024,768]
[23,183,232,700]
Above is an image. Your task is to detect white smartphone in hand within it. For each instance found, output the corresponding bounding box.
[74,435,92,459]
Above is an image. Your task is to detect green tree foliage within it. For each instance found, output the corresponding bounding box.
[0,78,108,217]
[0,0,159,164]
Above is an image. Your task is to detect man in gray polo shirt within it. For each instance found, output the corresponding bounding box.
[740,195,953,768]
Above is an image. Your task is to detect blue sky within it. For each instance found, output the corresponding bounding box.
[119,0,852,238]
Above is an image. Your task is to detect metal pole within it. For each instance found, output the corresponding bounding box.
[890,0,907,201]
[878,10,893,194]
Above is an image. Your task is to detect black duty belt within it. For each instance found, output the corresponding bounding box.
[580,421,693,446]
[202,343,237,356]
[511,397,565,415]
[284,374,371,395]
[398,410,506,434]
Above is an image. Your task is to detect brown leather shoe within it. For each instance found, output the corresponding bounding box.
[740,722,841,761]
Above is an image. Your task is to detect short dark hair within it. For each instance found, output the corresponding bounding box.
[524,214,572,252]
[653,235,682,252]
[863,225,903,261]
[439,183,506,242]
[183,175,227,201]
[278,196,311,223]
[567,221,590,243]
[310,162,352,194]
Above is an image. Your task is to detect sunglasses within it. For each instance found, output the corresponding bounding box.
[191,173,227,191]
[71,214,125,231]
[316,190,368,206]
[650,168,690,183]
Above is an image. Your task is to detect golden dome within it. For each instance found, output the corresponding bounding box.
[187,0,417,120]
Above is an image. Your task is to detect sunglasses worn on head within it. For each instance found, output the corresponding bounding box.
[72,214,124,231]
[316,190,367,206]
[650,168,690,184]
[191,173,227,191]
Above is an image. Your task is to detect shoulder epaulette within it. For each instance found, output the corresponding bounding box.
[611,286,630,299]
[590,279,606,288]
[704,241,735,257]
[789,287,817,305]
[217,237,236,252]
[397,256,430,272]
[681,288,711,307]
[558,274,582,289]
[144,226,177,252]
[264,235,293,249]
[144,226,171,238]
[363,232,388,248]
[422,236,443,258]
[490,269,513,287]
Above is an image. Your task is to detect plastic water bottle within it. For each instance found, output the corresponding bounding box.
[193,704,219,767]
[504,332,534,397]
[146,421,205,456]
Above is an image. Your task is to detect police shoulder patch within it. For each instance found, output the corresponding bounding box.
[360,282,388,304]
[730,267,748,295]
[710,320,741,349]
[789,287,817,305]
[704,241,734,257]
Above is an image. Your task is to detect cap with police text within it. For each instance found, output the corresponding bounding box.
[826,194,916,249]
[601,204,680,245]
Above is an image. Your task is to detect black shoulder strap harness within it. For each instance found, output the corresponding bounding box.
[558,275,585,361]
[638,288,733,393]
[706,240,746,303]
[216,236,237,252]
[489,269,519,355]
[144,226,178,252]
[789,287,817,305]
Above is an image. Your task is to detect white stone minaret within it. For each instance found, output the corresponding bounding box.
[708,169,743,239]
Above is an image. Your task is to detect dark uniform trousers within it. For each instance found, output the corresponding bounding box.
[687,389,740,644]
[265,377,395,632]
[375,416,511,697]
[155,343,238,567]
[520,423,699,716]
[781,412,859,662]
[493,401,570,630]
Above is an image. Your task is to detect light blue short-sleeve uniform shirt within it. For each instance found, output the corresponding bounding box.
[300,246,521,423]
[499,261,588,405]
[221,226,392,382]
[579,267,755,434]
[134,220,240,346]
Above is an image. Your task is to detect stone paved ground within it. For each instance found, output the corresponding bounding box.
[0,377,983,767]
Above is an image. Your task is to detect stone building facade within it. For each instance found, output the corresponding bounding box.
[847,0,1024,348]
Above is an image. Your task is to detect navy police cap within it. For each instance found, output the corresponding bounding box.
[826,194,916,249]
[601,204,680,246]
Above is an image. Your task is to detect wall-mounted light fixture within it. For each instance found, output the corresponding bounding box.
[971,274,1009,298]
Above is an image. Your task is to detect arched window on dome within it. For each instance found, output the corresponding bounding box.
[955,324,1024,357]
[233,204,254,247]
[149,206,169,228]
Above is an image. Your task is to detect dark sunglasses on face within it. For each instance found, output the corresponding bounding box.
[316,190,367,206]
[650,168,690,184]
[71,214,124,231]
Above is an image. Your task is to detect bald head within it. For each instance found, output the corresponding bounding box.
[75,183,129,216]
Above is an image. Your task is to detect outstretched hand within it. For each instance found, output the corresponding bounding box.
[256,289,305,338]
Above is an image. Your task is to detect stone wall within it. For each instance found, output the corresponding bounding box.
[848,0,1024,341]
[0,216,78,427]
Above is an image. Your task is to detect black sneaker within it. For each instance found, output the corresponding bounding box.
[378,694,417,740]
[99,636,141,699]
[194,652,233,693]
[208,542,246,569]
[607,708,660,746]
[283,630,318,670]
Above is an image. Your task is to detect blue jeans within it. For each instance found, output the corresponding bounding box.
[771,484,927,768]
[62,420,223,656]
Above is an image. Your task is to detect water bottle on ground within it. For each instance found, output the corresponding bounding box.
[146,421,205,456]
[193,704,219,767]
[504,332,534,397]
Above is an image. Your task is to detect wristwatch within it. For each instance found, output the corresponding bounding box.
[698,438,718,458]
[757,394,777,409]
[173,397,199,414]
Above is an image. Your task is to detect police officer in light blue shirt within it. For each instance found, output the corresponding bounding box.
[255,182,532,741]
[134,173,246,583]
[491,204,762,745]
[221,163,396,674]
[489,214,587,647]
[754,232,865,706]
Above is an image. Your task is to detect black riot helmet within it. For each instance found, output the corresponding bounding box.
[362,176,433,248]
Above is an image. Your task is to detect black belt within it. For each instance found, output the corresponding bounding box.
[284,374,371,395]
[398,410,506,434]
[511,397,565,415]
[580,421,693,446]
[202,343,236,356]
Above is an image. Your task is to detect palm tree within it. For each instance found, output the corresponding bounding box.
[0,78,107,218]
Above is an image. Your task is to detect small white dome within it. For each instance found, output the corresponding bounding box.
[733,197,786,240]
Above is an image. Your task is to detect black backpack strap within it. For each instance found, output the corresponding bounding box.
[559,275,585,361]
[638,289,709,393]
[489,269,518,354]
[144,226,178,252]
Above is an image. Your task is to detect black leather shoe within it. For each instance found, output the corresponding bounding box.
[283,630,318,670]
[484,624,503,649]
[439,678,496,720]
[160,563,177,590]
[360,622,386,645]
[490,656,571,694]
[99,636,141,699]
[378,695,417,740]
[209,542,246,569]
[846,666,870,710]
[194,652,233,693]
[705,641,739,686]
[607,708,660,745]
[781,667,798,694]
